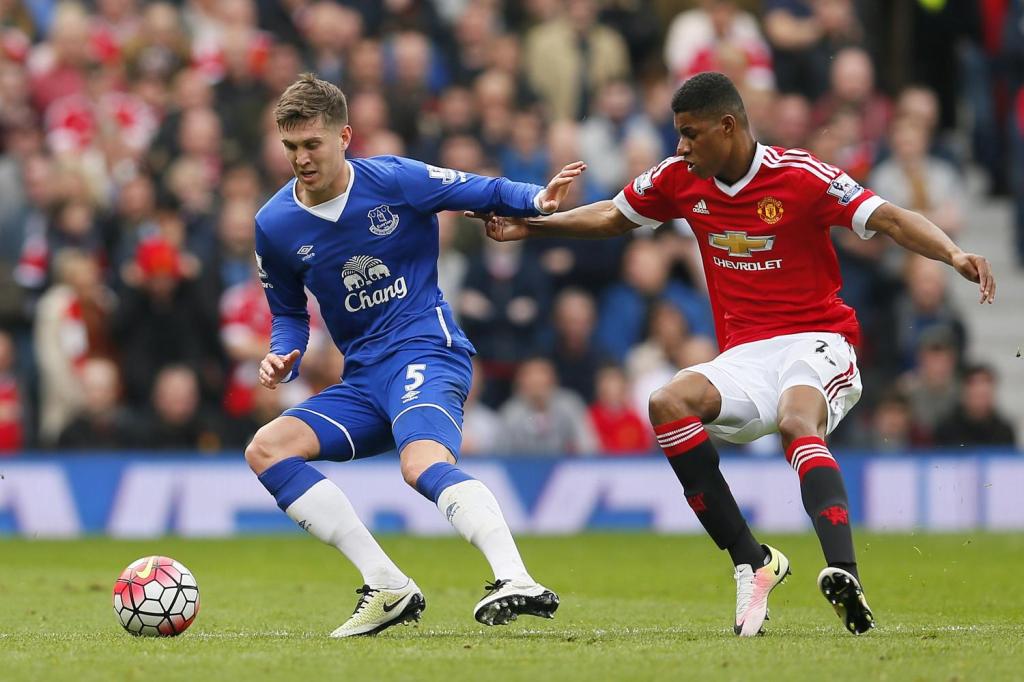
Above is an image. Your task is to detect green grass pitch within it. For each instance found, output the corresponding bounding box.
[2,532,1022,681]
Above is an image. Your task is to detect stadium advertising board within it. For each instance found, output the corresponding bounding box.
[1,454,1021,537]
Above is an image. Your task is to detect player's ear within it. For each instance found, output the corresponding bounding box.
[339,124,352,151]
[721,114,736,136]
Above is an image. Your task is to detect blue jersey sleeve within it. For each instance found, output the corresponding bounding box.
[392,157,546,217]
[255,219,310,382]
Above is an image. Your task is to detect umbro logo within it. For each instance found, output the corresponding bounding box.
[297,245,316,261]
[693,199,710,215]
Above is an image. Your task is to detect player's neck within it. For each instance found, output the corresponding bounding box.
[297,160,350,207]
[716,136,757,186]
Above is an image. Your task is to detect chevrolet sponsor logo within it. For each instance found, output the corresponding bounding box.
[708,231,776,257]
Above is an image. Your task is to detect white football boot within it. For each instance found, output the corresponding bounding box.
[734,544,791,637]
[473,579,559,626]
[817,567,875,635]
[329,579,425,638]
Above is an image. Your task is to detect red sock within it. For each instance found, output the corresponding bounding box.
[653,416,708,457]
[785,435,839,480]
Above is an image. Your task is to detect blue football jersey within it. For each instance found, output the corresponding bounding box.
[255,155,546,380]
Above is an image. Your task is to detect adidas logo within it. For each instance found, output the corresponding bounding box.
[693,199,711,215]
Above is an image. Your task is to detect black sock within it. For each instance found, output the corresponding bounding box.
[787,438,859,582]
[655,417,766,568]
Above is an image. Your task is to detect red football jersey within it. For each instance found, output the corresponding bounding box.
[614,144,887,351]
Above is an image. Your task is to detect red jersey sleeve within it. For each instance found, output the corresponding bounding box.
[812,168,888,239]
[613,157,687,227]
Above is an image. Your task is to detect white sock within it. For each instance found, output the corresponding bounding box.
[437,480,532,583]
[285,479,409,589]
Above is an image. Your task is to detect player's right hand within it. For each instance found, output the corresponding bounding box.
[259,349,301,389]
[463,212,531,242]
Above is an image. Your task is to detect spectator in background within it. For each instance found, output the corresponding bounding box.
[460,358,502,456]
[56,357,135,449]
[214,24,270,167]
[761,0,863,101]
[137,363,222,450]
[523,0,630,120]
[112,236,222,405]
[855,388,929,452]
[761,92,812,150]
[498,356,597,456]
[893,255,966,371]
[899,326,961,438]
[595,238,713,362]
[0,330,24,453]
[122,2,190,84]
[589,363,651,455]
[548,287,603,403]
[625,300,692,419]
[663,0,772,90]
[459,239,550,403]
[934,365,1017,448]
[27,2,91,113]
[499,108,548,187]
[578,78,660,197]
[33,249,115,444]
[299,2,362,86]
[383,30,439,148]
[869,116,964,238]
[811,46,890,151]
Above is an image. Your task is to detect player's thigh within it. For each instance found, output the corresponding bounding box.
[385,347,472,460]
[777,333,863,436]
[683,348,779,444]
[282,382,395,462]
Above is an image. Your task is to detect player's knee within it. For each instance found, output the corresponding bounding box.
[777,414,820,444]
[400,458,423,488]
[649,374,714,423]
[245,426,288,475]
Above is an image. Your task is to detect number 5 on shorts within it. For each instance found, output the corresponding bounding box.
[402,364,426,403]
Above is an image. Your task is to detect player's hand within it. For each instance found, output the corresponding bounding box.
[463,212,531,242]
[259,349,301,389]
[536,161,586,214]
[951,252,995,304]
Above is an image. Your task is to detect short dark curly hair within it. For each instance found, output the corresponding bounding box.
[670,72,747,125]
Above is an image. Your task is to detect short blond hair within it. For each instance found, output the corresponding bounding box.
[274,73,348,130]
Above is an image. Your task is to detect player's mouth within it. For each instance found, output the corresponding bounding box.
[299,169,318,182]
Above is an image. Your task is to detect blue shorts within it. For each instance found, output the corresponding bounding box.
[283,346,472,462]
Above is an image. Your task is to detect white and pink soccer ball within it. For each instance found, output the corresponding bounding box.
[112,556,200,636]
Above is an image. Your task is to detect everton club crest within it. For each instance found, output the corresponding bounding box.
[368,204,400,236]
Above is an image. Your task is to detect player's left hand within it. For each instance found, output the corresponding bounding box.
[536,161,587,214]
[951,252,995,304]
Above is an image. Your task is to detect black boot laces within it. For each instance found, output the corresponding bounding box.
[352,584,378,614]
[483,579,509,595]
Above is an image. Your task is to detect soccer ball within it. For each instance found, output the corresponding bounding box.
[112,556,200,636]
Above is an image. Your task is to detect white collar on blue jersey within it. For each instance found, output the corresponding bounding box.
[713,143,766,197]
[291,160,356,222]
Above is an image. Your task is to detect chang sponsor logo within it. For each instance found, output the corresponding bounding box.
[341,255,408,312]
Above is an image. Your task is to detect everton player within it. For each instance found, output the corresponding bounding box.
[471,72,995,636]
[247,74,584,637]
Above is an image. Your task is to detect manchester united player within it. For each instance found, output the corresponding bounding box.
[469,72,995,636]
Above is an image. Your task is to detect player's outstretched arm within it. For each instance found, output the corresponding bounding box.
[867,202,995,304]
[466,200,640,242]
[259,349,301,390]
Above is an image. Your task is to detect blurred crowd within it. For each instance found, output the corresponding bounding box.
[0,0,1020,456]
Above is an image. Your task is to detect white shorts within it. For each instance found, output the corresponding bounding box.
[684,332,863,444]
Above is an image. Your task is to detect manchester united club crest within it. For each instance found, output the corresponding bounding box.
[757,196,784,224]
